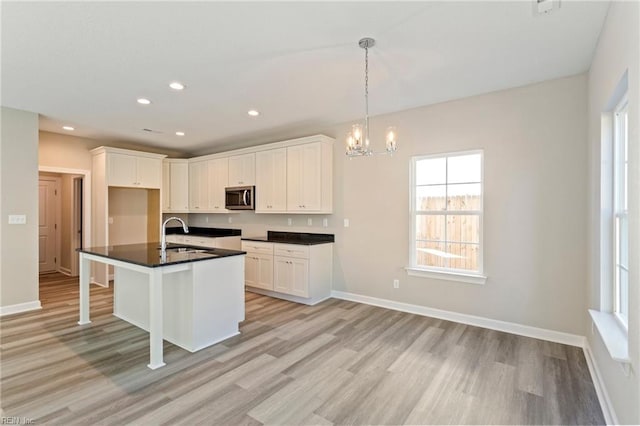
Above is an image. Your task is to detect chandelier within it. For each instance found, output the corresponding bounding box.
[346,37,398,157]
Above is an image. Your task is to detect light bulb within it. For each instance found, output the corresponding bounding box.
[386,126,397,152]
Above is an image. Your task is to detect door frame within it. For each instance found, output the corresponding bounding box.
[38,166,92,263]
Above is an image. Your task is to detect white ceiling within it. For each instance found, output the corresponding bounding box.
[1,1,609,156]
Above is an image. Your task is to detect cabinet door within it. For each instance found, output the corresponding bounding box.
[189,161,208,210]
[257,254,274,290]
[208,158,229,211]
[228,153,255,186]
[287,143,321,211]
[136,157,162,188]
[162,162,171,211]
[246,253,274,290]
[245,255,259,288]
[273,257,292,294]
[108,153,137,187]
[169,162,189,211]
[273,256,308,297]
[256,148,287,212]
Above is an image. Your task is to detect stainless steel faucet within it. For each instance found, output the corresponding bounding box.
[161,217,189,256]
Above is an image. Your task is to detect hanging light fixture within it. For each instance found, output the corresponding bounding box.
[346,37,398,157]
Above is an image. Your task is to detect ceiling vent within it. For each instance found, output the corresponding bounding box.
[533,0,561,16]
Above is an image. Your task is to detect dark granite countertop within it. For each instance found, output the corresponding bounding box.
[242,231,334,246]
[166,227,242,237]
[78,243,246,268]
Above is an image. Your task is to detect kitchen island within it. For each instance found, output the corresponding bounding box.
[78,243,246,369]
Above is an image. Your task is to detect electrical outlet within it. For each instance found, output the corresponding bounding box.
[228,217,233,224]
[344,218,350,228]
[288,218,293,226]
[393,279,400,289]
[323,218,328,227]
[307,218,313,226]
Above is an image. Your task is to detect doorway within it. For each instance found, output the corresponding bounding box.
[38,168,90,277]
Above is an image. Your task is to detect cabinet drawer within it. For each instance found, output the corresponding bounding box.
[184,236,217,248]
[274,244,309,259]
[242,241,274,255]
[166,234,185,244]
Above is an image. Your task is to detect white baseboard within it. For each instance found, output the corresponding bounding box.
[0,300,42,316]
[330,290,585,347]
[247,287,331,306]
[583,341,618,425]
[58,266,72,276]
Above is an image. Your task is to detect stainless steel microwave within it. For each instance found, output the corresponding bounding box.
[225,186,255,210]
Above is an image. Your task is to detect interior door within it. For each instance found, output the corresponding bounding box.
[39,177,59,273]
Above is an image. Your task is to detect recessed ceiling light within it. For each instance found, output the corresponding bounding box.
[62,126,75,131]
[137,98,151,105]
[169,82,185,90]
[248,110,260,117]
[176,131,185,136]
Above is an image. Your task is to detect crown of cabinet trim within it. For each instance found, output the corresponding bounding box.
[187,134,334,162]
[90,146,168,160]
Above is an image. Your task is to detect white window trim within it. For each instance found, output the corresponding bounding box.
[612,95,629,330]
[407,149,486,284]
[591,80,630,367]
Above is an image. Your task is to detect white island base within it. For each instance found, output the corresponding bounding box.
[114,255,245,353]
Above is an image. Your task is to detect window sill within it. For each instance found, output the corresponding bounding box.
[588,309,630,364]
[405,267,487,285]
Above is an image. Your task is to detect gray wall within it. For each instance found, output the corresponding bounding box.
[1,107,39,309]
[587,1,640,423]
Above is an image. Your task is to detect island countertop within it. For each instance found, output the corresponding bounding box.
[78,243,246,268]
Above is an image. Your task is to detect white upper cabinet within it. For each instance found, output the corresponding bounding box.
[208,157,229,212]
[163,159,189,213]
[189,160,209,211]
[108,152,163,188]
[228,153,255,186]
[184,134,333,215]
[255,148,287,213]
[286,141,332,213]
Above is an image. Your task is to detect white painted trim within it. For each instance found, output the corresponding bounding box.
[406,267,487,285]
[583,341,618,425]
[246,287,331,306]
[588,309,630,363]
[38,166,92,250]
[58,266,72,276]
[0,300,42,316]
[330,290,585,347]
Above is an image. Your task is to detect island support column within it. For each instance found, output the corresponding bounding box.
[148,268,165,369]
[78,253,91,325]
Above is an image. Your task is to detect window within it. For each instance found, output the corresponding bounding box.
[613,96,628,328]
[408,150,484,283]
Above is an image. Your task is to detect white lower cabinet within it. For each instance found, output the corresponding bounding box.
[242,241,332,305]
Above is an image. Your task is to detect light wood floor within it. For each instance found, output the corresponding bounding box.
[0,273,604,425]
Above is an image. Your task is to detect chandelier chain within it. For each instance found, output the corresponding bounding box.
[364,44,369,144]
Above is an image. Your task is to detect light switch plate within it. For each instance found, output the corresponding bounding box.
[8,214,26,224]
[343,218,350,228]
[307,218,312,226]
